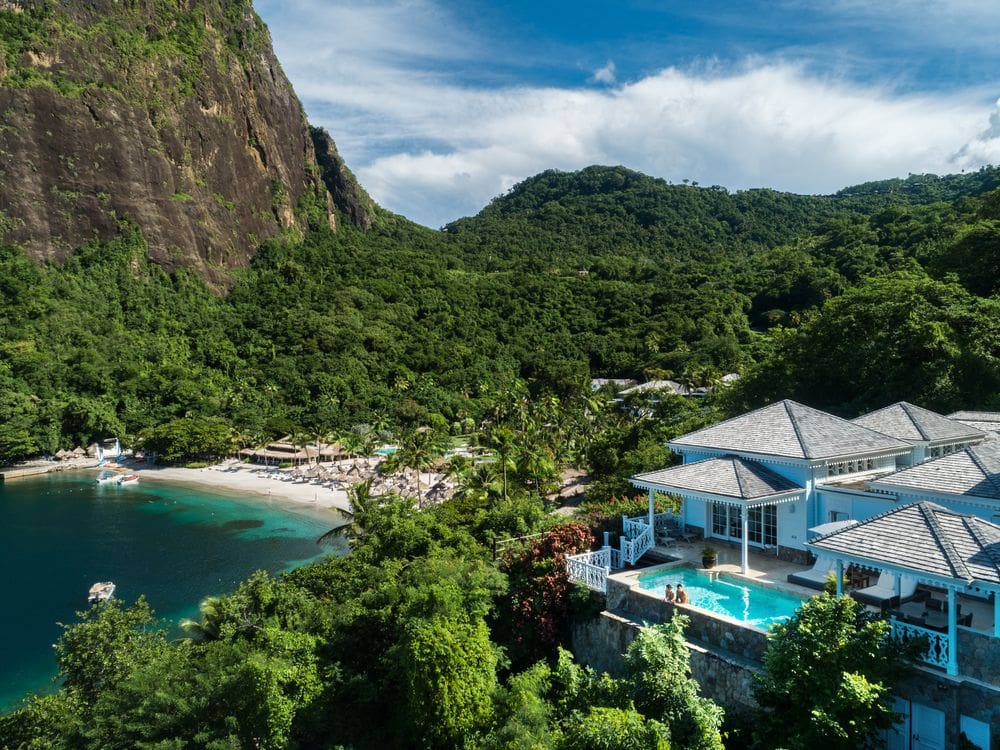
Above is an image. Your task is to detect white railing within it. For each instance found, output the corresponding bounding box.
[626,511,679,530]
[621,523,653,565]
[891,619,950,670]
[567,549,611,592]
[623,516,647,537]
[608,547,622,569]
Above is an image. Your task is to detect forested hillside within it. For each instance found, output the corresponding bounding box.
[1,162,999,460]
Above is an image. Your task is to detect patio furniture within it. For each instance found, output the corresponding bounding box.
[852,572,919,609]
[787,554,838,590]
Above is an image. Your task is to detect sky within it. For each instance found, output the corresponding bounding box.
[255,0,1000,228]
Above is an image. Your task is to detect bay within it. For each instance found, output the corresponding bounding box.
[0,471,347,711]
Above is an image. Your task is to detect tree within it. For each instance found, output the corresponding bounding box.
[54,597,167,703]
[752,593,919,750]
[140,416,234,464]
[624,620,724,750]
[396,425,448,506]
[397,616,499,749]
[496,522,595,667]
[560,707,670,750]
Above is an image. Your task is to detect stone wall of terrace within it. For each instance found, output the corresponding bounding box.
[957,628,1000,686]
[570,611,760,721]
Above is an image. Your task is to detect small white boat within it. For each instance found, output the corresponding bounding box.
[95,470,119,483]
[118,473,139,486]
[88,581,115,603]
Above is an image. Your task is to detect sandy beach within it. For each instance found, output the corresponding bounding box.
[134,462,353,512]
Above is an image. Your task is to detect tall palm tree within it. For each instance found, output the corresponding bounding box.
[179,596,223,641]
[316,479,376,547]
[396,427,447,506]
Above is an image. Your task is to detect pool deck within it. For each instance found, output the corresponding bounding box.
[613,537,997,635]
[612,537,820,599]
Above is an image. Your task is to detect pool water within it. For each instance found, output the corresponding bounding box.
[638,566,808,629]
[375,446,398,455]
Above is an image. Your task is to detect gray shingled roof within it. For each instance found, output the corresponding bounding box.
[632,456,803,501]
[670,400,911,460]
[871,441,1000,500]
[852,402,985,444]
[947,411,1000,434]
[807,502,1000,585]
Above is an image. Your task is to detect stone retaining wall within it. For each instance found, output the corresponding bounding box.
[571,611,761,721]
[958,628,1000,685]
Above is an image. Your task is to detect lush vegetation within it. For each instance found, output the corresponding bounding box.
[0,483,725,750]
[3,164,999,464]
[752,594,920,750]
[0,149,995,746]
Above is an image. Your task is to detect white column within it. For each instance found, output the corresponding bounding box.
[648,487,655,530]
[947,587,958,677]
[835,560,844,596]
[741,504,749,575]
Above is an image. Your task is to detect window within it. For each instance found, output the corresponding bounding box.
[712,503,776,546]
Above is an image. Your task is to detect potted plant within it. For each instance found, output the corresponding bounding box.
[701,544,718,569]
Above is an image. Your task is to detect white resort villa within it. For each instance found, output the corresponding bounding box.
[568,400,1000,750]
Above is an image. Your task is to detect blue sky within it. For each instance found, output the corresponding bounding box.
[256,0,1000,228]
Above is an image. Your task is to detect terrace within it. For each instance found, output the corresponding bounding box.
[568,505,1000,681]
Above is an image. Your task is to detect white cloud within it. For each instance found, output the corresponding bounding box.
[591,60,616,85]
[257,1,1000,228]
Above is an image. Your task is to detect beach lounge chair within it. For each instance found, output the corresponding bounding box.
[852,572,918,609]
[787,555,838,590]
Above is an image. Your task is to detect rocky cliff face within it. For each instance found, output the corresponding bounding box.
[0,0,374,285]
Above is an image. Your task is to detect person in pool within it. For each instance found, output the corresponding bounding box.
[676,583,689,604]
[664,584,676,602]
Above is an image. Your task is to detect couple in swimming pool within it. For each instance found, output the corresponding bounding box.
[664,583,688,604]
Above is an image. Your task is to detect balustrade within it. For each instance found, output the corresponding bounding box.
[891,618,950,671]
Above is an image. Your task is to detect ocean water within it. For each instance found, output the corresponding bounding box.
[0,471,347,711]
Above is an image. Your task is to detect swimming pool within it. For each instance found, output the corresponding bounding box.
[638,566,809,629]
[375,446,398,456]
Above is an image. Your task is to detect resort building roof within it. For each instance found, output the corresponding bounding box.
[808,501,1000,587]
[618,379,692,397]
[669,399,910,460]
[947,410,1000,434]
[851,401,986,445]
[632,455,803,505]
[870,441,1000,501]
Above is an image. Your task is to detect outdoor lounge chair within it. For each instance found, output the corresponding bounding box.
[852,572,918,609]
[786,555,838,590]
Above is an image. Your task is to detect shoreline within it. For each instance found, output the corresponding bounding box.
[135,463,353,513]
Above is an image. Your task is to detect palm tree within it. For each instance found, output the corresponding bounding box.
[396,427,447,506]
[316,479,376,547]
[180,596,224,641]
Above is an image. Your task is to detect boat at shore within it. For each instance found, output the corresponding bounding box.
[118,473,139,486]
[95,469,119,483]
[87,581,115,604]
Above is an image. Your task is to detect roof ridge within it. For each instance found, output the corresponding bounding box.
[899,402,932,442]
[732,457,748,497]
[964,517,1000,574]
[784,401,809,456]
[920,503,972,581]
[965,444,1000,498]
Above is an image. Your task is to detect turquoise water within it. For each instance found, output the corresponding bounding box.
[0,472,347,711]
[638,566,808,629]
[375,446,398,455]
